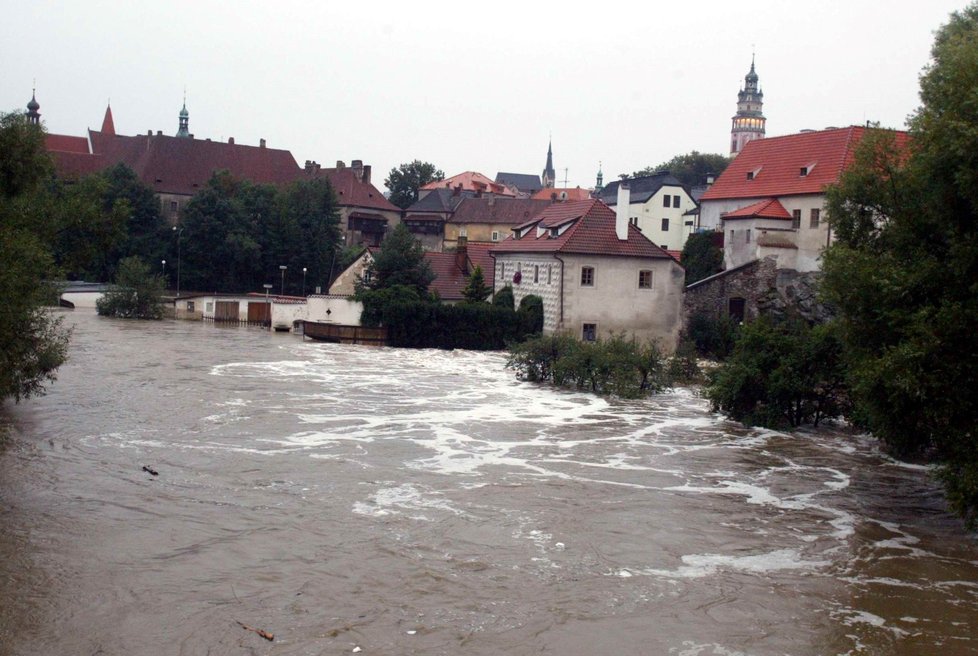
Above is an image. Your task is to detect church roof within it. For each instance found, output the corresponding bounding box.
[495,172,542,192]
[491,199,674,259]
[704,126,910,201]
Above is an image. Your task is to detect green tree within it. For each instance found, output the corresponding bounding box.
[680,231,723,284]
[361,223,435,295]
[633,151,730,187]
[96,256,165,319]
[384,160,444,209]
[517,294,544,337]
[100,164,169,281]
[462,265,491,303]
[821,5,978,525]
[706,319,849,429]
[0,111,71,402]
[273,178,342,294]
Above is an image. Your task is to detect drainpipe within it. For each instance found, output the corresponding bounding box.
[489,253,497,295]
[553,253,565,328]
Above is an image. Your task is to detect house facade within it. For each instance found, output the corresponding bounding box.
[490,196,684,351]
[598,173,697,251]
[444,197,551,250]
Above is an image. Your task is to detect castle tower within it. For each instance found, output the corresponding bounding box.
[176,99,190,138]
[26,89,41,125]
[595,162,604,195]
[730,56,765,156]
[542,140,555,188]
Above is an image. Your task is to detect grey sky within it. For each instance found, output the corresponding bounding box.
[3,1,966,192]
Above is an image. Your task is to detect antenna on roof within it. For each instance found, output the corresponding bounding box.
[562,168,569,188]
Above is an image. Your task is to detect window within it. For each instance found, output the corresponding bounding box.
[746,229,751,243]
[629,216,638,226]
[500,263,506,280]
[582,323,597,342]
[547,265,552,284]
[491,230,500,241]
[792,209,801,229]
[205,302,214,313]
[186,301,195,312]
[673,195,680,207]
[729,230,734,243]
[746,171,754,180]
[459,227,467,237]
[661,218,670,232]
[533,265,539,283]
[729,297,746,323]
[581,266,594,287]
[169,201,178,212]
[638,270,653,289]
[663,195,671,208]
[800,166,809,177]
[810,208,821,228]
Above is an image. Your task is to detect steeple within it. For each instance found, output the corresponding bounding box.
[595,162,604,194]
[542,139,555,189]
[101,102,116,135]
[730,54,766,156]
[26,88,41,125]
[176,96,190,138]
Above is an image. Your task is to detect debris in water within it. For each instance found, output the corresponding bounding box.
[142,465,159,476]
[352,647,362,653]
[236,620,274,641]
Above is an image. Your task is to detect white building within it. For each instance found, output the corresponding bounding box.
[598,173,697,252]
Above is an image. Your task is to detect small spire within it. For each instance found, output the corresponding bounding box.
[176,93,190,138]
[26,86,41,125]
[101,101,116,135]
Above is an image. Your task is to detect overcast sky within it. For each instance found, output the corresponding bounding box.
[3,0,967,192]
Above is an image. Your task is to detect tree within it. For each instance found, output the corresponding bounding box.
[0,111,71,402]
[462,265,491,303]
[361,223,435,295]
[632,151,730,187]
[821,5,978,526]
[384,160,444,209]
[492,285,515,310]
[96,256,165,319]
[680,231,723,284]
[706,319,849,429]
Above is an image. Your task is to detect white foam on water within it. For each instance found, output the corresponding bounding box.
[352,483,466,519]
[672,640,753,656]
[620,548,830,579]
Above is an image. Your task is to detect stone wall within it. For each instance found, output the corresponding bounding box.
[684,257,831,325]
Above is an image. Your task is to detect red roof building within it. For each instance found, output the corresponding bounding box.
[489,199,684,349]
[421,171,517,197]
[700,125,909,272]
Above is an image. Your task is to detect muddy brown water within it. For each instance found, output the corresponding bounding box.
[1,310,976,655]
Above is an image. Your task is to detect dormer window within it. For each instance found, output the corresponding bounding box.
[746,166,762,181]
[800,163,816,177]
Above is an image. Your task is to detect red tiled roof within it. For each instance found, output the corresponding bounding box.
[665,250,682,262]
[50,151,104,179]
[451,197,551,225]
[490,199,673,259]
[702,126,910,201]
[530,187,592,201]
[101,105,115,135]
[465,241,494,277]
[306,167,400,212]
[421,171,517,197]
[425,252,468,301]
[721,198,792,221]
[46,133,89,153]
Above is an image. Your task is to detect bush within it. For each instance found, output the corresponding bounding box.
[492,285,515,310]
[517,294,544,338]
[686,311,740,359]
[705,318,849,429]
[508,333,667,398]
[96,256,165,319]
[667,339,702,385]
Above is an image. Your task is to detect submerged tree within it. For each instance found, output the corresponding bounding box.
[821,4,978,525]
[96,256,166,319]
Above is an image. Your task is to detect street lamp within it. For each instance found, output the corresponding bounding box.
[279,265,287,296]
[161,259,166,279]
[302,267,307,296]
[172,225,185,297]
[263,284,273,329]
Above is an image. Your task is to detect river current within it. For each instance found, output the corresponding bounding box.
[1,310,976,655]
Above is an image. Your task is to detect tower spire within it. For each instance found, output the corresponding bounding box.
[176,93,190,138]
[101,100,116,135]
[542,138,556,189]
[730,55,765,156]
[26,86,41,125]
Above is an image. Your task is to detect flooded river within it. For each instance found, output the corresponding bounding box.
[1,310,976,655]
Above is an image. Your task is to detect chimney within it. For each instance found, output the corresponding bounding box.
[228,137,235,144]
[147,129,152,136]
[456,236,468,274]
[304,160,314,171]
[616,182,630,241]
[259,138,266,148]
[452,183,462,197]
[157,130,162,136]
[362,164,371,184]
[336,160,346,169]
[706,173,715,186]
[351,159,363,181]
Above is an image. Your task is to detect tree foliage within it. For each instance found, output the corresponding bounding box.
[0,111,71,402]
[821,5,978,525]
[462,265,491,303]
[492,285,515,310]
[360,223,435,295]
[384,160,444,209]
[633,151,730,187]
[680,231,723,284]
[96,256,166,319]
[705,319,849,429]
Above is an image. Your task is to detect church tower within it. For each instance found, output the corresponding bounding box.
[176,99,190,138]
[730,56,765,156]
[542,140,555,188]
[26,89,41,126]
[595,162,604,195]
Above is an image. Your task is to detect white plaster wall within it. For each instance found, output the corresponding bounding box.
[306,295,363,325]
[61,291,103,308]
[494,255,562,332]
[630,186,697,251]
[779,195,831,272]
[272,302,308,330]
[700,197,764,231]
[329,252,371,296]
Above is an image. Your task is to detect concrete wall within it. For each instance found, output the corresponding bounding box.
[60,291,103,308]
[272,302,307,331]
[494,252,684,352]
[306,295,363,325]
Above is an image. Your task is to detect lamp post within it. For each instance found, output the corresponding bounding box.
[279,265,287,296]
[263,283,273,329]
[302,267,307,296]
[172,225,185,297]
[161,259,166,280]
